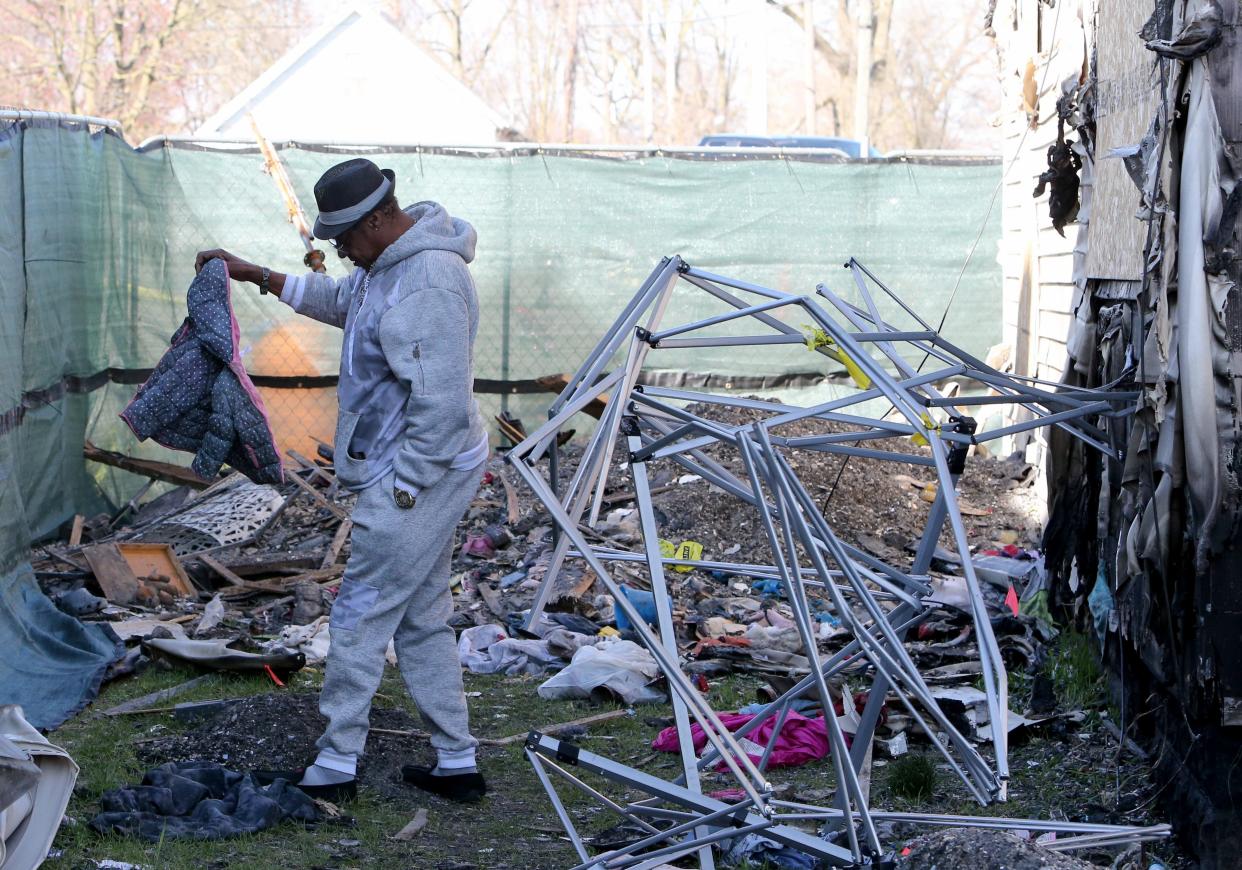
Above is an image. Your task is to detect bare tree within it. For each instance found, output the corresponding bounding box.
[1,0,303,139]
[0,0,996,150]
[765,0,895,137]
[763,0,994,150]
[406,0,514,88]
[873,0,996,149]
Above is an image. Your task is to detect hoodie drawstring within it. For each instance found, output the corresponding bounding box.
[346,271,371,379]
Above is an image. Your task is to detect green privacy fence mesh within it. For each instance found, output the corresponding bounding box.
[0,120,1001,573]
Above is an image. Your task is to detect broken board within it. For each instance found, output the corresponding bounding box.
[118,542,194,596]
[82,543,142,605]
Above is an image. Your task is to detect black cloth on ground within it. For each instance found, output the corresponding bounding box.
[90,761,318,841]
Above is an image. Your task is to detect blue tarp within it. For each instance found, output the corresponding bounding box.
[0,564,124,729]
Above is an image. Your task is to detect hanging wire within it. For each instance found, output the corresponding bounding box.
[822,0,1065,518]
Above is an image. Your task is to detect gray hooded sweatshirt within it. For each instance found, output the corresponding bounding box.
[281,201,487,494]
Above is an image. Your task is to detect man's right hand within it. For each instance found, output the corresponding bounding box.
[195,248,255,281]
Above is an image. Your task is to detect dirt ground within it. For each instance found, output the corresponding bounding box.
[898,828,1098,869]
[46,644,1186,870]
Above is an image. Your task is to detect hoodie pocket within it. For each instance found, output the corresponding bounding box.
[332,409,370,486]
[410,341,426,396]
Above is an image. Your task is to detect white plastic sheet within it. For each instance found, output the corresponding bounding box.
[537,639,666,705]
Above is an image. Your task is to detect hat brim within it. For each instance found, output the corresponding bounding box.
[313,168,396,241]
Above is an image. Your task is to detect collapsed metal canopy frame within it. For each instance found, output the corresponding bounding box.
[506,257,1163,868]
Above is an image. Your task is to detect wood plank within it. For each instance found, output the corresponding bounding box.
[1087,0,1164,279]
[84,442,210,490]
[118,542,194,596]
[44,548,88,572]
[197,553,247,588]
[487,710,631,746]
[1037,252,1076,285]
[321,519,352,569]
[477,581,508,620]
[287,470,347,521]
[371,709,630,748]
[221,552,321,577]
[1037,310,1074,343]
[499,472,521,525]
[68,515,84,547]
[1036,282,1075,313]
[534,373,609,419]
[249,595,294,616]
[287,449,336,486]
[1038,223,1079,252]
[81,543,141,604]
[601,484,677,507]
[1210,0,1241,143]
[218,565,346,599]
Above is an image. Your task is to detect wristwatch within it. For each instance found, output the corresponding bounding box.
[394,488,416,509]
[259,266,271,295]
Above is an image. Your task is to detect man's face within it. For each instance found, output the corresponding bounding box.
[332,213,385,269]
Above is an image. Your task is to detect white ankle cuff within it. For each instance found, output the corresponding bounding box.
[436,747,477,770]
[314,747,358,776]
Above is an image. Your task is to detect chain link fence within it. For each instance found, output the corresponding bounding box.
[1,122,1002,567]
[151,140,1005,459]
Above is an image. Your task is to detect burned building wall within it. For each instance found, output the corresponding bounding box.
[1016,0,1242,862]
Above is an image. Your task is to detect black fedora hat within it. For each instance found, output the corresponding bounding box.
[312,158,397,240]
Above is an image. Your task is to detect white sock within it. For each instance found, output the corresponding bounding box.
[300,748,356,785]
[433,746,477,776]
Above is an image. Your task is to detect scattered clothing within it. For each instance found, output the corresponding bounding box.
[652,709,833,770]
[266,615,397,668]
[90,762,318,841]
[457,624,561,676]
[723,832,819,870]
[121,258,283,485]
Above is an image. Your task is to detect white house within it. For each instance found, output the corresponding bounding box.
[196,5,506,144]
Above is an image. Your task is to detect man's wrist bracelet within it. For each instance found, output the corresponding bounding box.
[259,267,271,295]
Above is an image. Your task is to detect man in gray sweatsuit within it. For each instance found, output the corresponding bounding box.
[195,158,488,802]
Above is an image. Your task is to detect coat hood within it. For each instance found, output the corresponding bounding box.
[370,201,476,273]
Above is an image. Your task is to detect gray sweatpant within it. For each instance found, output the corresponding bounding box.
[317,463,481,761]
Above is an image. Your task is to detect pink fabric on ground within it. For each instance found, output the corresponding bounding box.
[651,710,835,769]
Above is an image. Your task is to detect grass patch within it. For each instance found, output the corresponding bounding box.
[45,638,1174,868]
[885,753,938,802]
[49,664,696,869]
[1044,629,1105,711]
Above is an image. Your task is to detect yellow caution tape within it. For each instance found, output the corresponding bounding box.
[910,412,941,447]
[803,326,872,390]
[659,539,677,559]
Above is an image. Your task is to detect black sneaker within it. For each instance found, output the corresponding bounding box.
[401,765,487,802]
[251,768,357,803]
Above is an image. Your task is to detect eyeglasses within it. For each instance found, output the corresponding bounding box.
[329,209,378,252]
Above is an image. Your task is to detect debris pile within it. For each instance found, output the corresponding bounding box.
[493,255,1164,867]
[32,448,358,674]
[25,257,1173,867]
